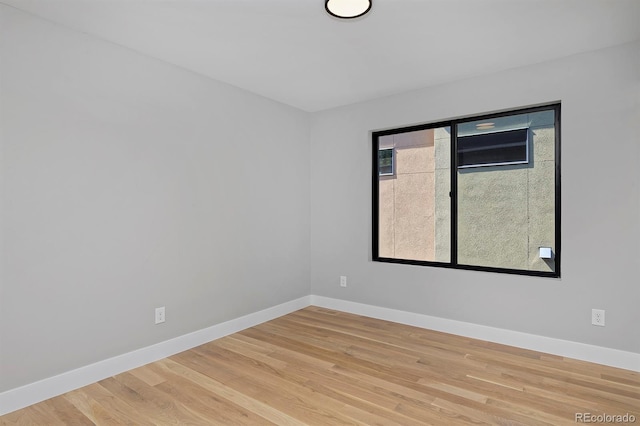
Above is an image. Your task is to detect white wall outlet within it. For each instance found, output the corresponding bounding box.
[155,306,166,324]
[591,309,605,326]
[340,276,347,287]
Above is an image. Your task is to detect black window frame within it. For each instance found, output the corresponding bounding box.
[372,103,561,278]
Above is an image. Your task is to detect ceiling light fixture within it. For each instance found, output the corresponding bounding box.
[325,0,372,19]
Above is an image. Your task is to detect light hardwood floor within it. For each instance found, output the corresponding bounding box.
[2,306,639,425]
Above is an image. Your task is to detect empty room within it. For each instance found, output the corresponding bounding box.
[1,0,639,424]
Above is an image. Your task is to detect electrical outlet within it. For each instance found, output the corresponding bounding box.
[591,309,605,327]
[155,306,165,324]
[340,276,347,287]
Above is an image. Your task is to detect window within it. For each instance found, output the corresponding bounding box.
[378,148,394,176]
[458,128,528,168]
[372,104,560,277]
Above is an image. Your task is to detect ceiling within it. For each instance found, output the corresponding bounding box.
[2,0,640,112]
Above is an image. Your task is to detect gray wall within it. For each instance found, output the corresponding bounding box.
[310,40,640,354]
[0,6,310,392]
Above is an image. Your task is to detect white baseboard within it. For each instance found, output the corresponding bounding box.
[310,295,640,373]
[3,294,638,416]
[0,296,311,416]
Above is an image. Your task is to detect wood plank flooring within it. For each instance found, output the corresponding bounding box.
[2,306,639,425]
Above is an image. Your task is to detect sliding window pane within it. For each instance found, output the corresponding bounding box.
[456,109,556,272]
[377,127,450,262]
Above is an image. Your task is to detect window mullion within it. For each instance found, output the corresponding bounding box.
[450,121,459,267]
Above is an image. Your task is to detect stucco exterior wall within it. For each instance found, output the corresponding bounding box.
[378,130,435,261]
[434,127,451,262]
[378,135,395,258]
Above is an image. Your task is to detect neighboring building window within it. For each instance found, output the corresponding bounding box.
[372,104,560,278]
[378,148,394,176]
[458,128,528,168]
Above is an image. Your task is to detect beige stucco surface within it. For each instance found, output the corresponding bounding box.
[434,127,451,262]
[457,167,530,269]
[378,130,436,261]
